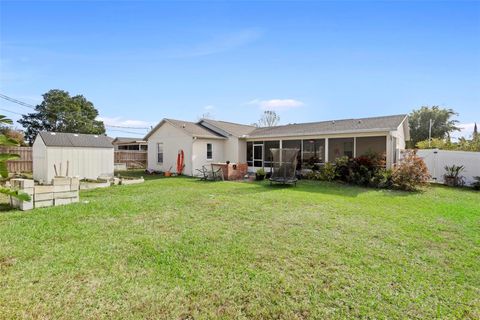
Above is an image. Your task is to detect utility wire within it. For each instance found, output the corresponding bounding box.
[0,107,24,116]
[1,94,151,131]
[0,93,36,109]
[105,124,150,130]
[106,128,145,136]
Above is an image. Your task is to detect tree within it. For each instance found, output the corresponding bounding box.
[408,106,460,147]
[18,89,106,145]
[474,123,478,140]
[257,110,280,127]
[0,115,30,201]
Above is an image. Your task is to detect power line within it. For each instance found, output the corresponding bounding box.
[106,128,145,136]
[105,124,150,130]
[0,93,36,109]
[0,107,24,116]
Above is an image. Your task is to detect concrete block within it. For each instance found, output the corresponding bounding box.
[71,196,80,203]
[54,185,71,192]
[19,187,34,196]
[54,198,72,206]
[19,201,34,211]
[120,178,144,185]
[11,179,35,189]
[34,185,54,194]
[34,193,54,201]
[70,177,80,190]
[54,191,78,199]
[53,177,71,186]
[35,200,53,208]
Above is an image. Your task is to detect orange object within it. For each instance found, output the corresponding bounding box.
[176,149,184,174]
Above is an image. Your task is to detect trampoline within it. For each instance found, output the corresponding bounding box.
[268,148,300,186]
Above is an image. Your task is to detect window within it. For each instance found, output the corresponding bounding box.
[282,140,302,169]
[264,141,280,167]
[207,143,213,160]
[302,139,325,168]
[157,143,163,163]
[246,142,253,166]
[328,138,354,161]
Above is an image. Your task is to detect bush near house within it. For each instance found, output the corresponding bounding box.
[391,150,430,191]
[306,151,430,191]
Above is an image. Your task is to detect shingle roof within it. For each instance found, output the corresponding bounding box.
[200,119,256,137]
[248,114,408,138]
[145,118,225,139]
[112,137,146,144]
[38,132,114,148]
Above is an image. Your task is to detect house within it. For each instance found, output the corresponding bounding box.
[144,114,410,176]
[33,132,114,183]
[112,137,148,151]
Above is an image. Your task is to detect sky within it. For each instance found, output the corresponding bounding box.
[0,1,479,139]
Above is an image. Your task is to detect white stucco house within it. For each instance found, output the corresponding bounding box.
[33,132,114,183]
[144,114,410,175]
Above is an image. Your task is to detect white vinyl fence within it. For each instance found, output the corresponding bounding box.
[416,149,480,186]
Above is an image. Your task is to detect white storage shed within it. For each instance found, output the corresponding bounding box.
[33,132,114,184]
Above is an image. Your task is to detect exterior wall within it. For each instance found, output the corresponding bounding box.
[32,137,47,183]
[45,147,114,182]
[146,122,193,175]
[224,137,239,163]
[192,138,225,174]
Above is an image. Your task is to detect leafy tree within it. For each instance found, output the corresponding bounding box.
[408,106,460,147]
[18,89,105,145]
[257,110,280,127]
[0,115,30,201]
[473,123,478,140]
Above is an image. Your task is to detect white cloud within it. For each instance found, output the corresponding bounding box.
[248,98,304,111]
[204,105,214,110]
[451,122,477,140]
[97,116,152,128]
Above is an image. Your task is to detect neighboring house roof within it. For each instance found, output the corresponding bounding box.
[199,119,256,137]
[145,118,226,140]
[248,114,408,138]
[37,132,114,148]
[112,137,147,144]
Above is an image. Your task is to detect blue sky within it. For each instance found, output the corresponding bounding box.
[1,1,479,138]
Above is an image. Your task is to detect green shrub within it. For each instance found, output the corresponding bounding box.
[392,150,430,191]
[471,176,480,190]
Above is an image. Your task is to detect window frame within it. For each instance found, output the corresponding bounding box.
[206,143,213,160]
[157,142,164,164]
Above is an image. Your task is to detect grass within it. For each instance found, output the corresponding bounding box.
[0,174,479,319]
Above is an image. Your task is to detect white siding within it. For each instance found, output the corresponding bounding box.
[146,122,193,175]
[33,139,114,184]
[32,137,47,183]
[192,138,225,173]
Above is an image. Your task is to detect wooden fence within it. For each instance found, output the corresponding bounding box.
[1,147,148,173]
[0,147,33,173]
[114,150,147,169]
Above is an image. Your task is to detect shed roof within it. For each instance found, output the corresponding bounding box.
[112,137,146,144]
[37,132,114,148]
[248,114,408,138]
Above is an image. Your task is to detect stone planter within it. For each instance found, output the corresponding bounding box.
[119,177,144,185]
[80,180,111,190]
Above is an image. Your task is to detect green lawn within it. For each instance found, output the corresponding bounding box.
[1,176,479,319]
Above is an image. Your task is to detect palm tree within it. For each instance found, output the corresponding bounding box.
[0,115,30,201]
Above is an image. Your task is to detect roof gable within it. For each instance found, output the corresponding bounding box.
[37,132,114,148]
[144,118,226,140]
[199,119,256,137]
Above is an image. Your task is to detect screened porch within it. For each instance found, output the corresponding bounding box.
[246,136,387,171]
